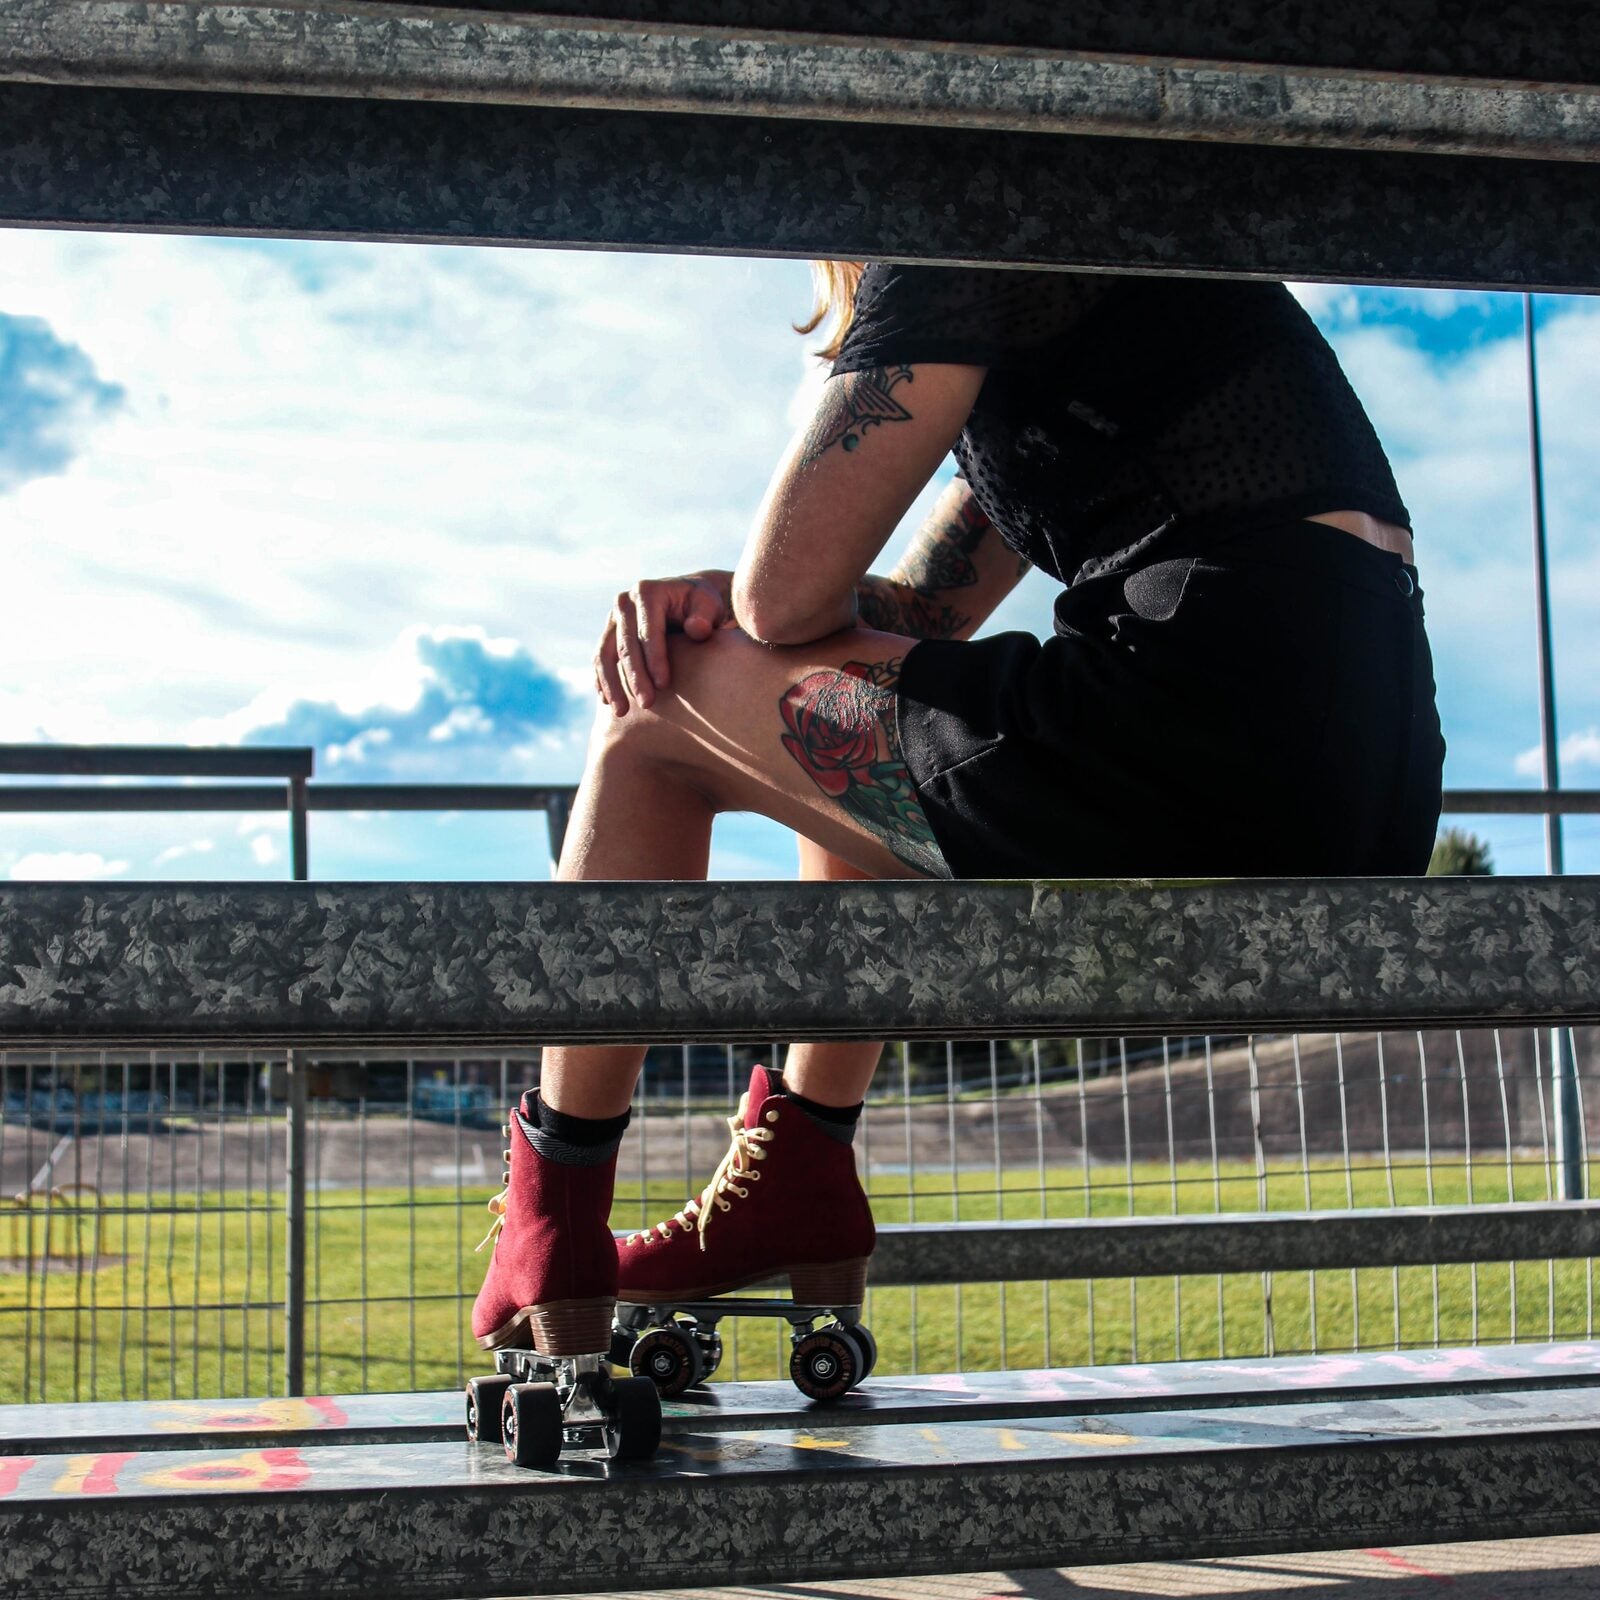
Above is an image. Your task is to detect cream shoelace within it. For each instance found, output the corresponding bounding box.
[626,1099,773,1253]
[475,1126,514,1255]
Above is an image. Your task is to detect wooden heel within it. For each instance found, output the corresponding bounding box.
[789,1258,870,1305]
[526,1298,616,1357]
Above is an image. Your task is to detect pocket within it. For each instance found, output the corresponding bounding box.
[1122,557,1195,622]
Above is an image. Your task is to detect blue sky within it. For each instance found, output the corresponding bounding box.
[0,231,1595,881]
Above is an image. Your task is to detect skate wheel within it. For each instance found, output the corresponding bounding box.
[842,1323,877,1385]
[629,1324,704,1397]
[790,1327,864,1402]
[465,1373,513,1444]
[502,1381,564,1469]
[694,1329,724,1382]
[604,1375,663,1461]
[609,1325,639,1368]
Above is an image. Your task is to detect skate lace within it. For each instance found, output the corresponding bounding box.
[474,1126,515,1255]
[626,1095,773,1252]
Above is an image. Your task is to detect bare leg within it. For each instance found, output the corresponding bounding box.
[782,837,885,1106]
[538,623,940,1119]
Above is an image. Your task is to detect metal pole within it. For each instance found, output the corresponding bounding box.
[544,792,573,876]
[288,777,310,882]
[1525,292,1583,1200]
[284,1049,307,1395]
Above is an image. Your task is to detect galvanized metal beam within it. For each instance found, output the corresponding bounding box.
[326,0,1600,87]
[1,878,1596,1045]
[8,1342,1594,1456]
[4,82,1600,291]
[5,1389,1600,1595]
[8,3,1598,164]
[869,1204,1600,1285]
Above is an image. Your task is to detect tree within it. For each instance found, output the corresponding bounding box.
[1428,827,1494,876]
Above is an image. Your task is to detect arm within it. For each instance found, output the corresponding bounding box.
[733,362,988,646]
[855,478,1030,642]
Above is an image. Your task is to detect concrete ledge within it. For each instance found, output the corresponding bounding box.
[0,878,1596,1045]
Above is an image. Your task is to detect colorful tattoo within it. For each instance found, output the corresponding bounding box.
[778,657,949,878]
[802,365,915,463]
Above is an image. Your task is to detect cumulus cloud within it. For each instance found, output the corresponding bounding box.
[1514,727,1600,778]
[9,850,129,880]
[199,624,575,780]
[0,313,123,494]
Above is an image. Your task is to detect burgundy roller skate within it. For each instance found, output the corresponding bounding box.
[613,1065,877,1401]
[463,1091,660,1469]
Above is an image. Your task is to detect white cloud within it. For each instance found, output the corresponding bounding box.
[153,837,216,865]
[0,235,812,761]
[1514,727,1600,777]
[9,850,129,880]
[249,833,279,866]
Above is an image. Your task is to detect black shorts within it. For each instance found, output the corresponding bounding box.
[895,519,1446,879]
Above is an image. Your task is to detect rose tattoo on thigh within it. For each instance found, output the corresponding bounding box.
[778,657,949,878]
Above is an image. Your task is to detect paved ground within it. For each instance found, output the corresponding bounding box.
[561,1535,1600,1597]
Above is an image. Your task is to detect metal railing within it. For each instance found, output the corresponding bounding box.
[1,743,1592,883]
[0,745,576,877]
[3,1024,1594,1403]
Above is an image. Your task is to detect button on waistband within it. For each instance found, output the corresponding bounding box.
[1395,569,1416,597]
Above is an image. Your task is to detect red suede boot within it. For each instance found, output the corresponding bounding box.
[617,1065,875,1303]
[472,1091,620,1355]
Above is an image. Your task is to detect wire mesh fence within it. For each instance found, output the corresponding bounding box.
[2,1025,1594,1404]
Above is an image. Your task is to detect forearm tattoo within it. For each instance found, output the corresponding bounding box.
[856,576,970,641]
[778,657,949,878]
[853,493,996,641]
[897,493,989,594]
[801,365,915,463]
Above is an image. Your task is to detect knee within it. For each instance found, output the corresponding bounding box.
[585,628,750,782]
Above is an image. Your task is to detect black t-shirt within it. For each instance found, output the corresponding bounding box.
[831,264,1410,586]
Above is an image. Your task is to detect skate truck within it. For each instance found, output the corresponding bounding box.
[611,1274,877,1401]
[464,1350,661,1470]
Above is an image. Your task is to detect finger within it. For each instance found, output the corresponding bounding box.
[613,594,653,709]
[635,586,671,691]
[686,581,727,635]
[595,622,628,716]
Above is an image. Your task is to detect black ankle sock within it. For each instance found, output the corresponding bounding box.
[534,1093,631,1147]
[781,1082,864,1130]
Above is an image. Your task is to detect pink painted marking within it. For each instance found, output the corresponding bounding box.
[1205,1357,1365,1388]
[909,1374,986,1397]
[1372,1348,1496,1378]
[1531,1344,1600,1369]
[82,1453,136,1496]
[258,1448,311,1490]
[305,1396,348,1427]
[0,1458,37,1499]
[1365,1548,1454,1582]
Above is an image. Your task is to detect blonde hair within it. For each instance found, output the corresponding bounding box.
[795,260,866,361]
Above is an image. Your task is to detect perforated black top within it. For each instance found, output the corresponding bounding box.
[831,264,1410,584]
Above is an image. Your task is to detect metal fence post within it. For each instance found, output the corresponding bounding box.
[544,791,573,876]
[288,776,310,883]
[1524,293,1584,1201]
[284,1049,307,1396]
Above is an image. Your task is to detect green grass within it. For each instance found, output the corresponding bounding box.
[3,1155,1594,1405]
